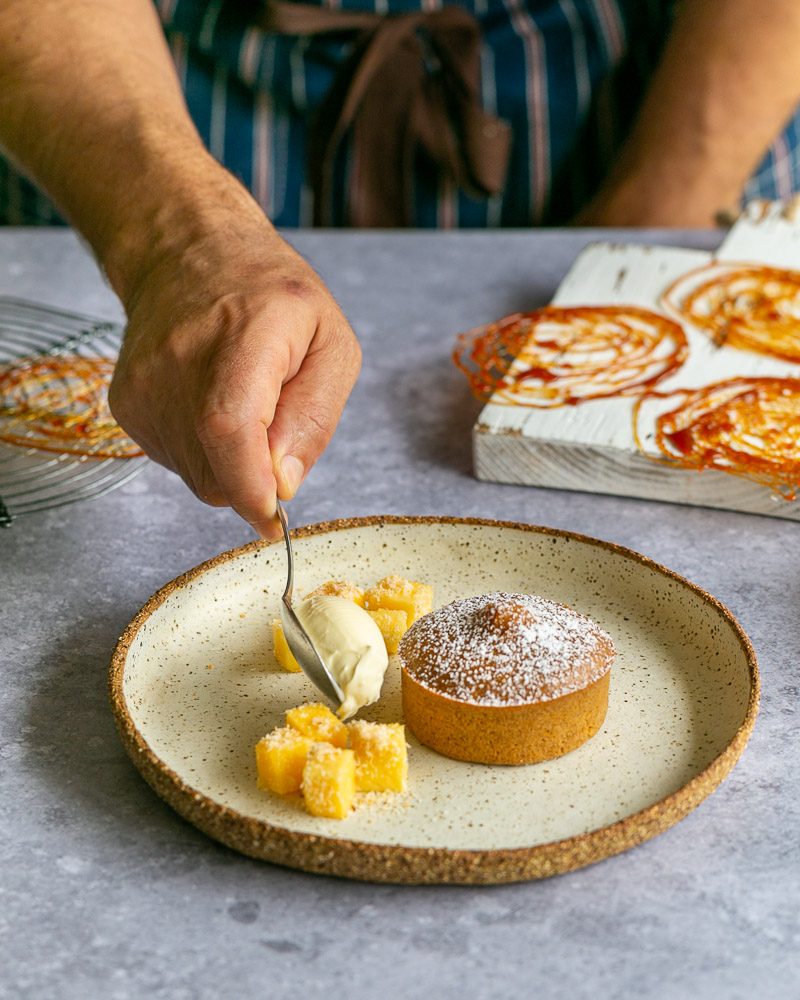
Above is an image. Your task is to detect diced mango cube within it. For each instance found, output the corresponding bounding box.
[366,608,408,655]
[348,720,408,793]
[255,726,312,794]
[286,702,347,748]
[272,620,301,673]
[305,579,366,607]
[365,575,433,625]
[302,744,356,819]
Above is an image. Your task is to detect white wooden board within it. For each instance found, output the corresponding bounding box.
[473,208,800,520]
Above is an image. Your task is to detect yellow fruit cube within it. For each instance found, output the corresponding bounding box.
[286,702,347,748]
[272,620,301,673]
[366,608,408,655]
[348,720,408,793]
[302,744,356,819]
[305,579,366,607]
[255,727,312,794]
[365,575,433,625]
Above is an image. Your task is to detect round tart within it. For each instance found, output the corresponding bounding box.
[399,592,615,765]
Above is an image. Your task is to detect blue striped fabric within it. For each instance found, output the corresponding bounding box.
[1,0,799,227]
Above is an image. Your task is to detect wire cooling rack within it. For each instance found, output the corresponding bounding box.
[0,297,146,526]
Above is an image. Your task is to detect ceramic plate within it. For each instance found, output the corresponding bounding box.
[110,516,759,884]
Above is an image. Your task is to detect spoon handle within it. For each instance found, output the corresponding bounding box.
[276,500,294,604]
[274,499,345,708]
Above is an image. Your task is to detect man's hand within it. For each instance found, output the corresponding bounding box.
[0,1,361,537]
[109,219,360,537]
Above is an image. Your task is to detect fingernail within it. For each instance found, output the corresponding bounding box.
[280,455,304,497]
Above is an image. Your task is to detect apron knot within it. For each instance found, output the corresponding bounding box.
[261,2,512,226]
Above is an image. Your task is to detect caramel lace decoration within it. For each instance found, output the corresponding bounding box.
[661,264,800,362]
[633,377,800,499]
[453,305,688,407]
[0,354,143,458]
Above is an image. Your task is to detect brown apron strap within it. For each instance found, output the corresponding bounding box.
[262,2,377,36]
[258,1,511,226]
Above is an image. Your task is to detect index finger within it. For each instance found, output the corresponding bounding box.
[193,295,317,535]
[196,410,278,537]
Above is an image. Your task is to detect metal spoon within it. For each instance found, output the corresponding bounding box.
[275,500,345,709]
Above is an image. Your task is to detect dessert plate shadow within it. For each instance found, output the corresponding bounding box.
[110,516,758,884]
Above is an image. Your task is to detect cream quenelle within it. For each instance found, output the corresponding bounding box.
[294,594,389,719]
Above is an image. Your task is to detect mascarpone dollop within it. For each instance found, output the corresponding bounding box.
[294,594,389,719]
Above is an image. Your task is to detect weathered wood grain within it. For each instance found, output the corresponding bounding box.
[473,210,800,520]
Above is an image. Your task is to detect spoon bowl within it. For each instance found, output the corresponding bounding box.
[275,501,345,709]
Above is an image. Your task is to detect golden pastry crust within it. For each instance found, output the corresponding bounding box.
[399,592,615,765]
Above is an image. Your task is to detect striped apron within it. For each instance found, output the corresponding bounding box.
[1,0,799,227]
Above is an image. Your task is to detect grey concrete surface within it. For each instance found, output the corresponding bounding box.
[1,229,797,1000]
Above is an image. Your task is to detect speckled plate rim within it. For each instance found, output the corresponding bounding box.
[109,515,760,885]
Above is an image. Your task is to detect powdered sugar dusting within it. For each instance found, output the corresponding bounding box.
[399,593,615,706]
[258,726,310,749]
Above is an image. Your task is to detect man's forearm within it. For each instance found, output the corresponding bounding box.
[0,0,266,301]
[582,0,800,226]
[0,1,360,535]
